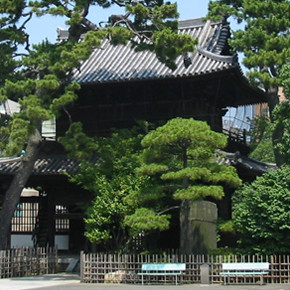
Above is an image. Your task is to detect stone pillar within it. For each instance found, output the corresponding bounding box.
[189,201,217,254]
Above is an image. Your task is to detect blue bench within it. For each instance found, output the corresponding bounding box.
[221,262,270,285]
[138,263,186,285]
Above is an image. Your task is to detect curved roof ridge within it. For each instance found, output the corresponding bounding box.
[197,47,235,63]
[210,19,231,54]
[0,156,22,164]
[178,17,221,29]
[220,150,276,174]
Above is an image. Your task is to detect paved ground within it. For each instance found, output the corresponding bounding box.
[31,283,290,290]
[1,273,290,290]
[0,273,80,290]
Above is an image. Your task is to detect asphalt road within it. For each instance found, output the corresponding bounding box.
[1,274,290,290]
[30,283,290,290]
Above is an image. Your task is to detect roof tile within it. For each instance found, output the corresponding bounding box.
[0,155,82,175]
[72,18,235,84]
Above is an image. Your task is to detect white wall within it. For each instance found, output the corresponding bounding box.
[55,235,69,250]
[11,234,34,248]
[11,234,69,250]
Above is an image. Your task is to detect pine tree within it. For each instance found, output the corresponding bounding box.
[125,118,241,253]
[273,64,290,164]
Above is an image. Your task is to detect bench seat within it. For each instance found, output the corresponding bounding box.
[140,272,182,275]
[220,271,268,276]
[138,263,186,285]
[221,262,269,285]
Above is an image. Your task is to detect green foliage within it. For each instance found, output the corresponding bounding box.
[107,26,133,45]
[273,64,290,165]
[0,17,108,155]
[124,208,170,236]
[250,138,275,163]
[233,166,290,254]
[280,64,290,98]
[83,173,147,250]
[0,0,26,84]
[65,127,150,251]
[0,41,86,154]
[208,0,290,89]
[218,220,235,233]
[127,1,197,70]
[59,122,97,159]
[152,28,197,70]
[209,247,238,256]
[245,65,290,165]
[139,118,241,197]
[247,115,275,163]
[2,117,30,156]
[174,185,224,200]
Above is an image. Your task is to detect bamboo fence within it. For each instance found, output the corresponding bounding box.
[80,252,290,284]
[0,247,58,278]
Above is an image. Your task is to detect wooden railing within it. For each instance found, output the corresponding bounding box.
[0,247,58,279]
[223,128,246,144]
[80,252,290,284]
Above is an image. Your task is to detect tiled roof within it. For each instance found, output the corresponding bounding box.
[0,155,82,176]
[223,151,276,174]
[0,151,275,177]
[71,18,236,84]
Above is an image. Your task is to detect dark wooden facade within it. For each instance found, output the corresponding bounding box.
[58,70,261,138]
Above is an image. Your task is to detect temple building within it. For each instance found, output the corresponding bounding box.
[0,17,270,252]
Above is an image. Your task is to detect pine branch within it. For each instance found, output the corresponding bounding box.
[157,206,180,215]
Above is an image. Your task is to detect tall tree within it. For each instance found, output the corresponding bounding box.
[0,0,196,250]
[273,64,290,164]
[208,0,290,165]
[126,118,241,253]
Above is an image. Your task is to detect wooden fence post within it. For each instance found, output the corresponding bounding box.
[80,251,84,282]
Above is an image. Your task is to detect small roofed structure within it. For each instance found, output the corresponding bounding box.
[0,143,93,251]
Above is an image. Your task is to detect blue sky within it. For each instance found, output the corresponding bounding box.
[26,1,210,44]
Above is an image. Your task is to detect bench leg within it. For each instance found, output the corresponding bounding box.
[221,276,227,285]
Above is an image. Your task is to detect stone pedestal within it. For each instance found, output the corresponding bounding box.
[180,200,217,254]
[190,200,217,253]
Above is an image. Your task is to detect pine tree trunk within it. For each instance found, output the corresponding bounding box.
[266,86,282,166]
[179,200,191,254]
[180,147,191,253]
[0,130,41,250]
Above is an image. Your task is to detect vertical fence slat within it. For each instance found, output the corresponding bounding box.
[0,247,57,279]
[79,253,290,285]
